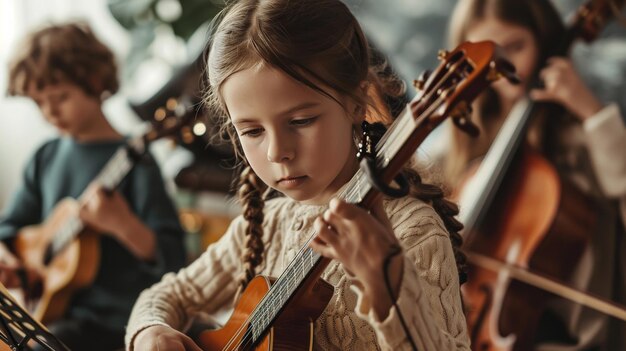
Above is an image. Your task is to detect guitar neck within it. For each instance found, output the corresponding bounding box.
[49,136,146,259]
[80,136,145,199]
[247,103,430,342]
[239,41,512,346]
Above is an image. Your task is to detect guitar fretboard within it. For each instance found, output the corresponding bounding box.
[49,138,144,259]
[239,58,471,345]
[247,104,420,342]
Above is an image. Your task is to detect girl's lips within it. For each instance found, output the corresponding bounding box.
[277,175,308,189]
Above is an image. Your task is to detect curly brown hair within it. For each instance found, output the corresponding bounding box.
[7,22,119,99]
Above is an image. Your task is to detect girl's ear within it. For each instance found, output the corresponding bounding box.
[350,80,370,124]
[351,103,366,124]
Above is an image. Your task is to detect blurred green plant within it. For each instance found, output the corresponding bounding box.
[108,0,224,77]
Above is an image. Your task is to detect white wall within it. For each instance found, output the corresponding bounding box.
[0,0,190,208]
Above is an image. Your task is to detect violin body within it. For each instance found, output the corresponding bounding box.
[462,151,598,351]
[197,275,333,351]
[13,198,100,324]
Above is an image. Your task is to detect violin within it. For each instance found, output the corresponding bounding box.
[456,1,626,350]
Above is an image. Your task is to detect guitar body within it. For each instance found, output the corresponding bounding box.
[13,198,101,324]
[197,275,334,351]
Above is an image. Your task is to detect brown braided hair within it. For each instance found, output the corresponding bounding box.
[404,167,467,283]
[204,0,467,294]
[233,165,268,300]
[368,123,468,284]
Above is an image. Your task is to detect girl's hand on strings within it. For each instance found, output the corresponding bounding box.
[133,325,202,351]
[310,197,405,318]
[530,57,603,121]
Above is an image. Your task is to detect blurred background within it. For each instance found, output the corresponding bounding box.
[1,0,625,256]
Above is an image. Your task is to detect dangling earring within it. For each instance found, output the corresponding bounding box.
[356,121,374,160]
[352,124,361,149]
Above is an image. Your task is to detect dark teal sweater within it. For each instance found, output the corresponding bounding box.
[0,137,186,333]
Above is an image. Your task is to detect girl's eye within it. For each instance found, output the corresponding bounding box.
[503,40,524,54]
[240,128,264,137]
[290,116,317,127]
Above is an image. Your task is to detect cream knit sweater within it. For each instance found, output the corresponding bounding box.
[125,195,470,350]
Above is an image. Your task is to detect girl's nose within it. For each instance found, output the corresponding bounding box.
[266,134,295,163]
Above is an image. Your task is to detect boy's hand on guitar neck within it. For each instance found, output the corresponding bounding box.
[79,183,134,237]
[133,325,202,351]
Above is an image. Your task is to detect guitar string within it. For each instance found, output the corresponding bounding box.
[224,82,458,351]
[223,94,450,351]
[223,64,463,350]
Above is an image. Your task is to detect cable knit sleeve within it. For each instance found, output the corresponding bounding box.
[583,103,626,197]
[351,197,470,350]
[124,214,247,350]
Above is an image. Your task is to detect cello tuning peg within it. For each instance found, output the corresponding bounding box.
[437,49,449,60]
[412,79,424,91]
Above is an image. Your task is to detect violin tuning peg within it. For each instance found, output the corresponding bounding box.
[437,49,449,60]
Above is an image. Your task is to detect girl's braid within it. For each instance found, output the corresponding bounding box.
[234,165,267,302]
[403,168,468,284]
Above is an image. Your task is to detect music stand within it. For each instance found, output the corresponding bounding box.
[0,284,69,351]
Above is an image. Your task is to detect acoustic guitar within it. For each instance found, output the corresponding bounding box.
[11,98,193,325]
[197,40,517,350]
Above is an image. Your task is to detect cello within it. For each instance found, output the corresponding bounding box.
[456,0,626,350]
